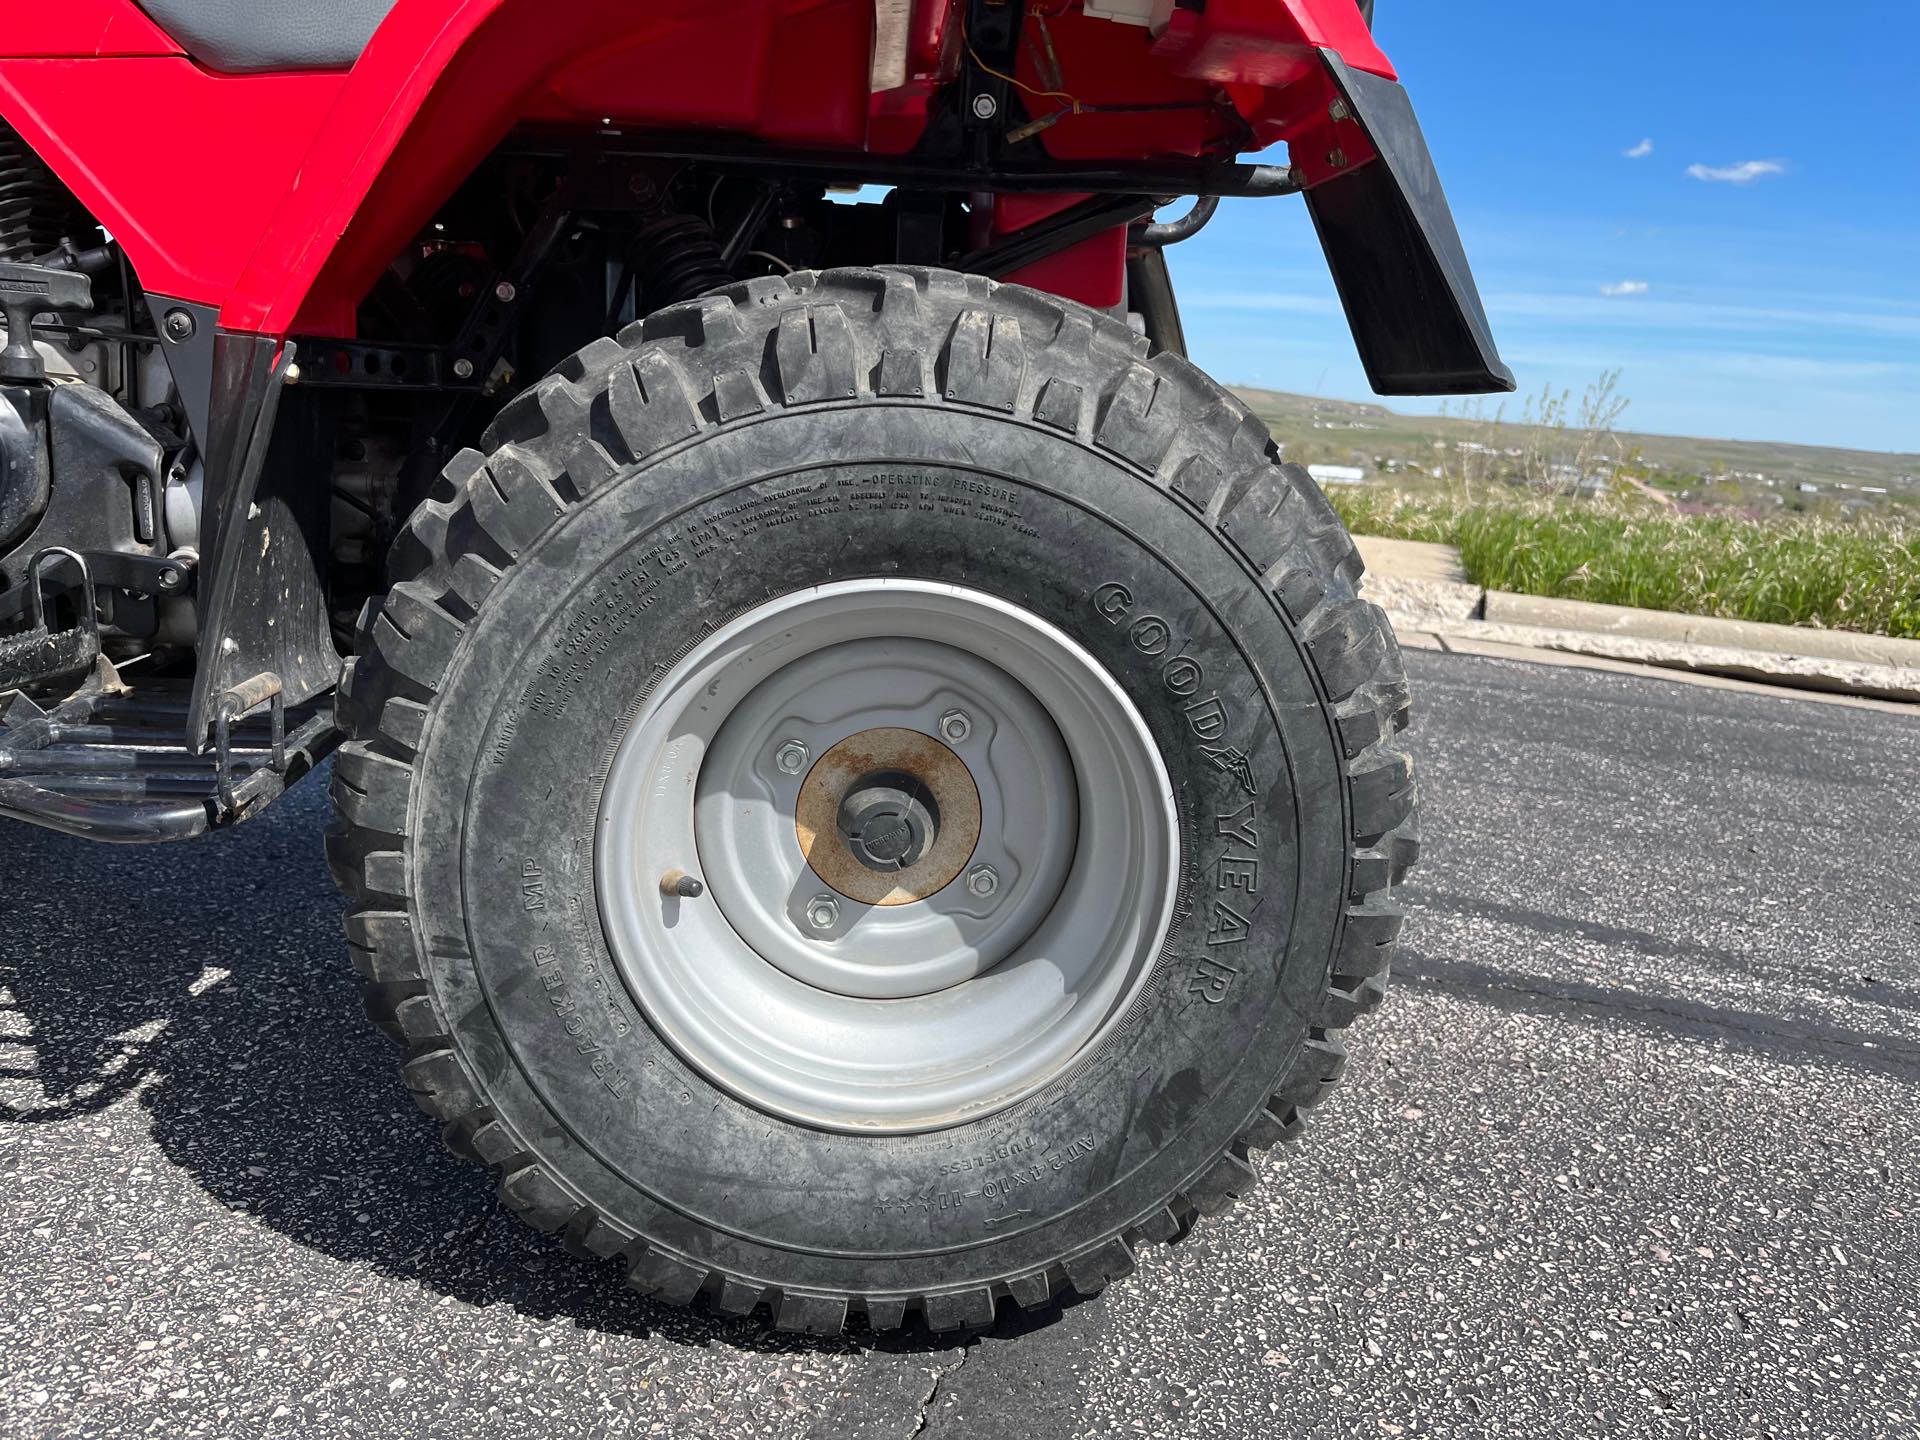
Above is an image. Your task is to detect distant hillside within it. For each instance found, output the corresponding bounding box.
[1231,387,1920,510]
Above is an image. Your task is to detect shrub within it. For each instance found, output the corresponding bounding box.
[1329,489,1920,639]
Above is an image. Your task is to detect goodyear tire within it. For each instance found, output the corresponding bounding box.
[326,268,1416,1334]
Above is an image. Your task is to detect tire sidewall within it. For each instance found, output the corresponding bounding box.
[410,400,1349,1292]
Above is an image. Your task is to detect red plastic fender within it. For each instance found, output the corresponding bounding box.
[0,0,877,331]
[0,0,1407,336]
[2,3,182,56]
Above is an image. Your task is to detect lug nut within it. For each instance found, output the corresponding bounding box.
[805,894,840,931]
[938,709,972,743]
[966,865,999,899]
[775,739,810,774]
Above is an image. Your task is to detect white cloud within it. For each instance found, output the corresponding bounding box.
[1686,159,1786,184]
[1624,138,1654,159]
[1600,280,1650,297]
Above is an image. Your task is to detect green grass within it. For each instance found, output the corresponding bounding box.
[1328,489,1920,640]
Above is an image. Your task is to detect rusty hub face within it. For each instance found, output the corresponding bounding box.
[795,727,981,906]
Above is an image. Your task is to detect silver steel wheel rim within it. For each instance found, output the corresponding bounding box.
[595,580,1178,1133]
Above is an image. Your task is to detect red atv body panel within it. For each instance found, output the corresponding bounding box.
[1,0,1401,336]
[0,0,1509,824]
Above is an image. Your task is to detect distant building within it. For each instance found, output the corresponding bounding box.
[1548,463,1613,494]
[1308,464,1368,486]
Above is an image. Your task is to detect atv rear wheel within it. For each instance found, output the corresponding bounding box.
[326,267,1416,1333]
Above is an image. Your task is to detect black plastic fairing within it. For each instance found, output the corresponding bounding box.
[185,336,339,747]
[1304,51,1515,396]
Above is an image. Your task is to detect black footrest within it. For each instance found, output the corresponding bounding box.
[0,547,101,691]
[0,667,337,842]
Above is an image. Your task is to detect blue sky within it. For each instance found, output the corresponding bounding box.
[1169,1,1920,453]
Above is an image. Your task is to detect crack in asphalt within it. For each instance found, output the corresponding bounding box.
[909,1340,972,1437]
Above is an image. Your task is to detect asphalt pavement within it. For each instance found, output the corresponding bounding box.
[3,648,1917,1439]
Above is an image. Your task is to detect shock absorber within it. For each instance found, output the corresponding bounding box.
[0,120,96,265]
[629,213,734,312]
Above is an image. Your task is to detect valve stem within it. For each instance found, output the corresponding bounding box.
[659,869,705,899]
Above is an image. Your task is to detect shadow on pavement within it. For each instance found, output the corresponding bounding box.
[1395,942,1920,1084]
[0,779,1056,1358]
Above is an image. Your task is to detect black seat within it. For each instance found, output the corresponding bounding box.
[137,0,401,73]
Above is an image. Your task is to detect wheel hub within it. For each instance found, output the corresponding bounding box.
[837,771,937,872]
[794,727,981,908]
[593,580,1178,1133]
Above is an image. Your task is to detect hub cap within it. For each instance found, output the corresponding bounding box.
[595,580,1177,1133]
[837,771,936,872]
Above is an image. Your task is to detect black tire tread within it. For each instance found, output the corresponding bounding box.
[324,266,1416,1333]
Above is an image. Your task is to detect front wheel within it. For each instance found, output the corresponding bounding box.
[327,268,1416,1333]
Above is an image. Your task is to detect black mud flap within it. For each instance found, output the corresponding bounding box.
[1304,50,1516,396]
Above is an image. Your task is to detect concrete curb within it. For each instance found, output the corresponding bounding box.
[1480,591,1920,672]
[1354,536,1920,705]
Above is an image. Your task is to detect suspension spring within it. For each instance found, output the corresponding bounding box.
[630,213,734,311]
[0,120,95,265]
